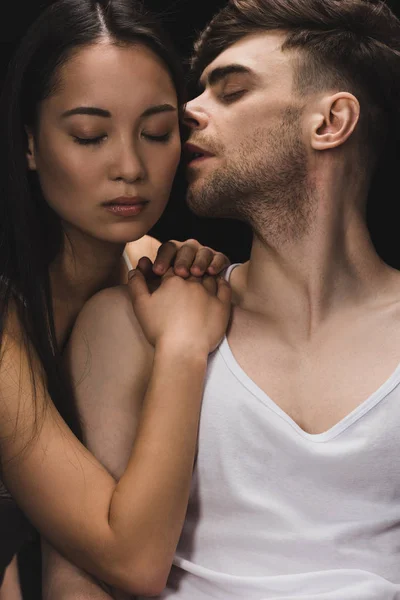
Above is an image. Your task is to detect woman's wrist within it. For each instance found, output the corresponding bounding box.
[154,336,209,366]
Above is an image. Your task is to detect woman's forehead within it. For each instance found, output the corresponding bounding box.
[46,42,178,113]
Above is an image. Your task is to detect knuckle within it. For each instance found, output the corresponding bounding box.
[174,261,189,270]
[158,240,176,253]
[200,248,214,258]
[184,238,200,248]
[193,258,208,268]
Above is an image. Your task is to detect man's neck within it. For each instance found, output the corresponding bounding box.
[233,170,398,340]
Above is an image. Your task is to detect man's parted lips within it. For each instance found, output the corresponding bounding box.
[185,143,215,162]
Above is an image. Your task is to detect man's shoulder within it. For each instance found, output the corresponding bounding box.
[381,268,400,309]
[225,262,249,305]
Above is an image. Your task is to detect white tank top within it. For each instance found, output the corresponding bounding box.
[151,263,400,599]
[122,250,133,272]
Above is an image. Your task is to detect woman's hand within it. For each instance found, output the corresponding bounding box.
[125,236,230,278]
[128,268,232,355]
[151,239,230,278]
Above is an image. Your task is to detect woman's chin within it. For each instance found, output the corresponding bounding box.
[95,223,154,246]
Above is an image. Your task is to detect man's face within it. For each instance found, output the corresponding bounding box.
[184,32,311,237]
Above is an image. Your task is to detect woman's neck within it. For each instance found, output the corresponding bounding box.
[50,228,127,348]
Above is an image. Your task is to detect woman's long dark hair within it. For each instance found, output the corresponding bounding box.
[0,0,185,445]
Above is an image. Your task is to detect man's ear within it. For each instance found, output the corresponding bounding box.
[309,92,360,151]
[25,126,37,171]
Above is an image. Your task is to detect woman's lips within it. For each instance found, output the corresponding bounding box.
[103,197,149,217]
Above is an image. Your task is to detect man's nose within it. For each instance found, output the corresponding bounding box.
[183,100,209,131]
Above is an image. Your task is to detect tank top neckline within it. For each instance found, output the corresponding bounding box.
[221,263,400,443]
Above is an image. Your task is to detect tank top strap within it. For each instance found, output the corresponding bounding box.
[122,250,134,272]
[223,263,242,283]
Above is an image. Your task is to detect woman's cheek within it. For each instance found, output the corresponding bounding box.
[167,141,182,179]
[152,144,180,187]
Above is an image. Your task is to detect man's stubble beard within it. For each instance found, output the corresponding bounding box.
[186,106,315,244]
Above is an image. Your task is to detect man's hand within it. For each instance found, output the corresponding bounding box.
[150,239,230,278]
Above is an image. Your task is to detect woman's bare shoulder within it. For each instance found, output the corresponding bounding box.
[64,285,154,480]
[73,284,150,349]
[65,284,153,390]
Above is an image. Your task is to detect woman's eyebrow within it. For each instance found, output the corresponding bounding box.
[61,106,111,118]
[140,104,178,118]
[61,104,177,119]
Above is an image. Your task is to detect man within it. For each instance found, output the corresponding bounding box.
[43,0,400,598]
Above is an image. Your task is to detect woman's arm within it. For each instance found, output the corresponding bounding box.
[0,556,22,600]
[42,541,116,600]
[1,275,230,595]
[41,284,155,600]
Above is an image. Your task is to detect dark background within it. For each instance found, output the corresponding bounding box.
[1,0,400,597]
[0,0,254,267]
[2,0,400,267]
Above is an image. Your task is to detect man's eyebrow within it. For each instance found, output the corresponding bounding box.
[200,64,254,90]
[61,104,177,119]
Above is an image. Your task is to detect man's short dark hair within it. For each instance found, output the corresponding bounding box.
[191,0,400,163]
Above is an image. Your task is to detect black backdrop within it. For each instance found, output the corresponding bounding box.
[1,0,400,266]
[1,0,400,597]
[0,0,253,266]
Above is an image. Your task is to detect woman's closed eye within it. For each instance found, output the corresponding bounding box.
[73,134,107,146]
[142,131,172,143]
[72,131,173,145]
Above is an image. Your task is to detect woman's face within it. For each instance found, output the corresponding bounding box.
[27,42,181,245]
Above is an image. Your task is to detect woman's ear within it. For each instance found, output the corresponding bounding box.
[25,126,37,171]
[310,92,360,151]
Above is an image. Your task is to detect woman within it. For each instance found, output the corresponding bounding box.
[0,0,231,595]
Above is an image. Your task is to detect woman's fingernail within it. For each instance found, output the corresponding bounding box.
[128,269,136,280]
